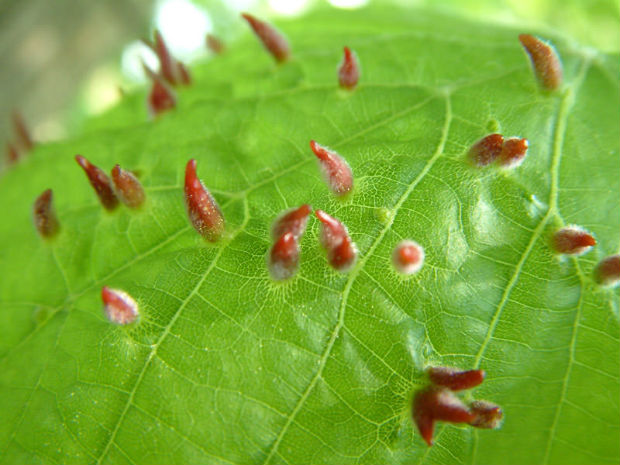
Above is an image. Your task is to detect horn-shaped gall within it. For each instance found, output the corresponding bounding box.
[499,137,529,168]
[310,140,353,196]
[269,232,300,281]
[469,400,503,429]
[12,111,34,152]
[315,209,357,271]
[338,46,360,90]
[552,226,596,255]
[184,159,225,242]
[6,142,19,164]
[102,286,139,325]
[412,386,475,446]
[272,204,312,240]
[75,155,119,210]
[468,133,504,167]
[594,255,620,288]
[33,189,60,238]
[518,34,563,91]
[111,165,145,208]
[206,34,225,54]
[147,75,176,117]
[241,13,290,63]
[150,30,191,85]
[427,366,485,391]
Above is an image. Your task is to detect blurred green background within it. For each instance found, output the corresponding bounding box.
[1,0,618,147]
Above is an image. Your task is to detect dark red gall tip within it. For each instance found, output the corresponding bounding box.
[499,137,529,167]
[519,34,563,91]
[413,386,475,446]
[241,13,290,63]
[469,400,504,429]
[315,209,357,271]
[469,133,504,167]
[12,111,34,152]
[6,142,19,164]
[152,30,191,86]
[147,78,176,117]
[393,240,425,275]
[75,155,119,210]
[272,204,312,240]
[177,62,192,86]
[269,232,300,280]
[338,46,360,89]
[594,255,620,287]
[328,235,357,271]
[207,34,225,54]
[315,209,346,247]
[184,159,225,242]
[101,286,139,325]
[33,189,60,238]
[111,164,145,208]
[309,140,353,196]
[427,366,485,391]
[552,226,596,255]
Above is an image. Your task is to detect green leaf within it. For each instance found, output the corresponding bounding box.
[1,5,619,465]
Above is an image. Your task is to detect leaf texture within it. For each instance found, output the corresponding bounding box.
[0,6,619,465]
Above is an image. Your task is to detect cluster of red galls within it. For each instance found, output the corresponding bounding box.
[413,366,503,446]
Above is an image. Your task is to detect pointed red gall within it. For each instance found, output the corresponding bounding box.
[413,386,475,446]
[6,142,19,164]
[153,30,177,84]
[151,30,191,86]
[101,286,139,325]
[111,165,145,208]
[75,155,119,210]
[594,255,620,288]
[12,111,34,152]
[176,62,192,86]
[241,13,290,63]
[206,34,225,54]
[272,204,312,240]
[328,235,357,271]
[469,133,504,167]
[393,240,425,275]
[309,140,353,196]
[315,209,346,248]
[469,400,504,429]
[552,226,596,255]
[499,137,528,167]
[147,77,176,117]
[519,34,563,91]
[184,159,225,242]
[33,189,60,238]
[338,46,360,90]
[269,232,300,281]
[427,366,485,391]
[315,209,357,271]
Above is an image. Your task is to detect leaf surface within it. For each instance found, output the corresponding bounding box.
[0,6,619,465]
